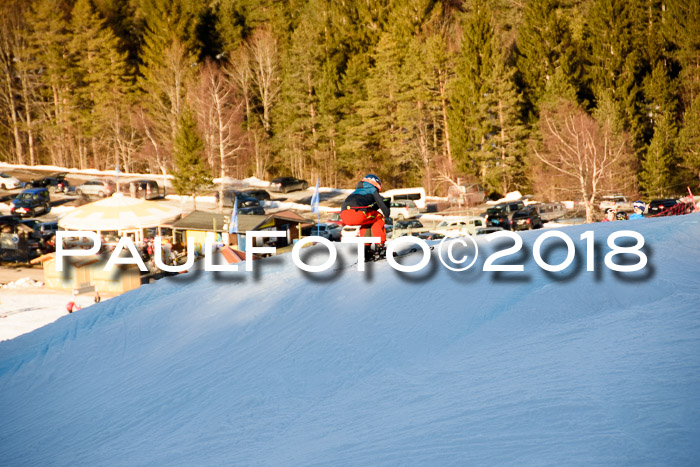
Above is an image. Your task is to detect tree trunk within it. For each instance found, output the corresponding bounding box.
[438,69,453,177]
[3,72,24,163]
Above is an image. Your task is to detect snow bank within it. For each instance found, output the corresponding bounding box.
[1,214,700,464]
[1,277,43,289]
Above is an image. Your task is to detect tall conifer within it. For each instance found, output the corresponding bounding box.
[172,108,211,209]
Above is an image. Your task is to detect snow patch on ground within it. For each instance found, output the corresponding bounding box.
[1,277,43,289]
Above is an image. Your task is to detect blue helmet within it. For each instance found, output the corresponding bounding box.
[362,174,382,191]
[633,200,645,211]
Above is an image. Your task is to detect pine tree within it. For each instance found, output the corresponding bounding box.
[27,0,72,167]
[394,34,447,192]
[586,0,647,147]
[335,53,370,180]
[488,53,528,194]
[640,114,677,197]
[137,0,201,158]
[662,0,700,106]
[172,109,211,210]
[448,1,526,193]
[92,0,139,63]
[274,3,327,182]
[678,95,700,185]
[516,0,582,109]
[69,0,131,170]
[448,1,496,178]
[420,31,456,188]
[344,33,404,186]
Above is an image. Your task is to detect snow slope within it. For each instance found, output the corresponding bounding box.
[1,215,700,465]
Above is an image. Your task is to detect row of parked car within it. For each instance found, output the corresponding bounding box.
[600,193,696,217]
[0,171,70,193]
[5,179,165,218]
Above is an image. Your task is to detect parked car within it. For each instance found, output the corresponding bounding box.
[0,215,21,226]
[448,183,487,207]
[647,198,676,216]
[486,209,511,230]
[269,177,309,193]
[75,179,117,198]
[475,227,505,235]
[382,187,427,211]
[33,221,58,239]
[243,189,271,201]
[216,190,260,208]
[511,206,544,231]
[328,212,344,227]
[239,206,265,215]
[10,188,51,217]
[15,218,56,241]
[389,199,420,220]
[485,201,526,230]
[30,172,69,193]
[417,232,445,240]
[302,223,342,241]
[394,219,424,230]
[534,202,567,222]
[433,216,486,237]
[17,218,41,234]
[124,179,161,199]
[0,172,22,190]
[599,194,633,211]
[646,198,694,216]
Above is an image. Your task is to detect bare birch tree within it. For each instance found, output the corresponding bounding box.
[139,38,194,169]
[0,4,24,163]
[533,99,634,223]
[248,29,280,134]
[191,59,245,210]
[225,47,253,126]
[136,106,170,192]
[225,44,272,181]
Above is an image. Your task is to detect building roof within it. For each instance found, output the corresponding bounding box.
[268,210,312,223]
[58,194,181,231]
[170,211,271,233]
[170,210,314,233]
[169,211,228,232]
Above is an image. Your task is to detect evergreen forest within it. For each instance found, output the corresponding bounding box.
[1,0,699,202]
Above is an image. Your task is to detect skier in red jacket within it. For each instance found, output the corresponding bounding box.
[341,174,391,244]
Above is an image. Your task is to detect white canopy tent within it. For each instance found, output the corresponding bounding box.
[58,194,181,243]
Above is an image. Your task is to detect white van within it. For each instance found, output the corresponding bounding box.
[382,187,426,211]
[433,216,486,237]
[534,202,567,222]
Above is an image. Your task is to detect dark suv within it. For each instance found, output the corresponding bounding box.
[29,172,69,193]
[485,201,525,230]
[216,190,260,208]
[10,188,51,217]
[511,206,544,230]
[269,177,308,193]
[243,189,271,201]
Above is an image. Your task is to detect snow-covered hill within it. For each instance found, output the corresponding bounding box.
[1,215,700,465]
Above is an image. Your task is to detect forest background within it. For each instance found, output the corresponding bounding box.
[1,0,699,206]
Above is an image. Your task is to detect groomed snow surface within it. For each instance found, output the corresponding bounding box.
[1,214,700,465]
